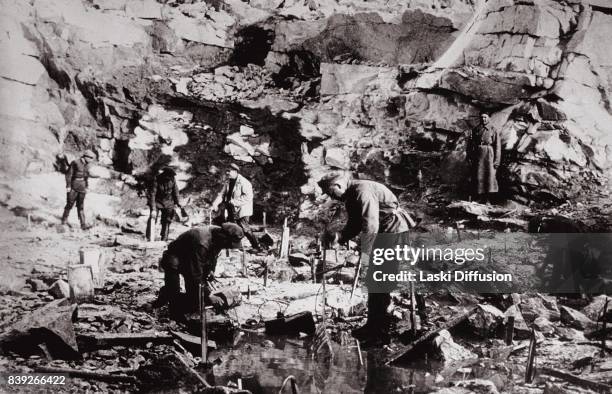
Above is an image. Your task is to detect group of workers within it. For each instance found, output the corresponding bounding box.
[60,112,502,344]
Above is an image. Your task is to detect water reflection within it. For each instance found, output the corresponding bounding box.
[209,332,439,393]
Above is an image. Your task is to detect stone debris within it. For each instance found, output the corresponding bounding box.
[467,304,504,338]
[48,279,71,299]
[582,295,612,322]
[431,329,476,363]
[0,299,79,359]
[26,278,49,292]
[560,306,596,330]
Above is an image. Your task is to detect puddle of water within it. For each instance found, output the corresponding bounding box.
[206,331,443,394]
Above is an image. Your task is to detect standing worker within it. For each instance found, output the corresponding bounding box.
[151,223,244,321]
[148,167,183,241]
[466,112,502,203]
[318,172,415,345]
[61,150,96,230]
[211,163,261,251]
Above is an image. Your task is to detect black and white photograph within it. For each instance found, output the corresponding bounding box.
[0,0,611,392]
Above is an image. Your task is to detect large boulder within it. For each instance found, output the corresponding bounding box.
[0,299,79,359]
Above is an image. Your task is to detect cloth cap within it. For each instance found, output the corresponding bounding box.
[82,150,96,159]
[317,172,346,191]
[229,163,240,171]
[221,222,244,248]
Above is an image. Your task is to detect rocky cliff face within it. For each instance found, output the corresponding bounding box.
[1,0,610,226]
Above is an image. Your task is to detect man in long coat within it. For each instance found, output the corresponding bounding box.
[467,113,502,202]
[211,163,260,251]
[318,173,415,345]
[61,150,96,230]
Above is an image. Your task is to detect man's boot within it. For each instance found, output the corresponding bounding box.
[61,208,70,225]
[160,222,170,241]
[246,232,261,252]
[353,293,392,344]
[152,286,171,308]
[78,209,91,230]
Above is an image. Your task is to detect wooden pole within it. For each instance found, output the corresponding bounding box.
[241,247,247,277]
[311,257,316,284]
[540,367,612,392]
[525,328,537,383]
[279,217,290,258]
[455,222,462,242]
[505,316,515,345]
[263,263,268,287]
[208,210,212,226]
[602,299,609,356]
[263,212,266,228]
[348,258,362,315]
[199,284,208,364]
[321,275,327,318]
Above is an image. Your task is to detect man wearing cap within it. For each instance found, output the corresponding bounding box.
[467,112,501,203]
[211,164,261,251]
[148,167,183,241]
[152,223,244,320]
[61,150,96,230]
[317,172,415,345]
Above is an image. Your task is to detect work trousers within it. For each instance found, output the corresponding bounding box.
[62,190,87,228]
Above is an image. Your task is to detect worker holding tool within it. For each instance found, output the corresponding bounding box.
[318,172,416,345]
[148,167,184,241]
[152,223,244,321]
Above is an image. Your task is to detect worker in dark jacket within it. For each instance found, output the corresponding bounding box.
[61,150,96,230]
[467,113,501,203]
[152,223,244,320]
[318,173,415,344]
[148,167,182,241]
